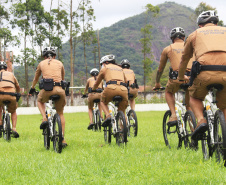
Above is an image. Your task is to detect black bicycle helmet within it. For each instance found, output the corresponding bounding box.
[120,59,130,68]
[90,68,99,76]
[197,10,219,25]
[170,27,185,42]
[100,54,115,66]
[42,47,56,57]
[0,61,7,70]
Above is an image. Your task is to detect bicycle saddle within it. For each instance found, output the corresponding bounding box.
[113,96,122,102]
[49,95,60,101]
[3,100,10,105]
[93,99,100,103]
[128,94,134,99]
[207,84,223,91]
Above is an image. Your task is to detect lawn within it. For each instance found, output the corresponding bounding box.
[0,111,226,184]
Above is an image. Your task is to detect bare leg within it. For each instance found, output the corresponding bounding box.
[98,103,103,119]
[37,101,47,121]
[165,90,176,116]
[100,102,110,118]
[189,96,204,123]
[88,108,93,123]
[129,99,135,110]
[11,111,17,131]
[59,113,66,143]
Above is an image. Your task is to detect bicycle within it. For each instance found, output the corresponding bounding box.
[161,85,197,149]
[0,92,21,142]
[104,96,128,146]
[82,88,102,131]
[196,84,226,165]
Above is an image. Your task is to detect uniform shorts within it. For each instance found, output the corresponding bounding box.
[88,92,101,109]
[0,87,17,113]
[189,71,226,110]
[101,84,128,112]
[38,86,66,114]
[166,79,181,94]
[129,88,138,100]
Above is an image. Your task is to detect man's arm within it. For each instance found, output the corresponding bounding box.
[61,64,65,80]
[14,77,20,93]
[31,64,41,88]
[93,68,105,90]
[84,80,89,94]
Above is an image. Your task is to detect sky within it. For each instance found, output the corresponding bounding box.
[91,0,226,30]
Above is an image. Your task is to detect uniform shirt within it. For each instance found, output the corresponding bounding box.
[158,38,193,72]
[84,76,103,94]
[32,58,65,88]
[93,63,127,90]
[122,68,135,86]
[0,69,20,93]
[179,23,226,79]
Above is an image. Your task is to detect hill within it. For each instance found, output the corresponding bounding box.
[15,1,197,87]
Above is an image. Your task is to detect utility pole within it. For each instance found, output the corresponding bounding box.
[97,29,101,70]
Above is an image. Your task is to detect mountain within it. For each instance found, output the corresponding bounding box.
[15,1,197,87]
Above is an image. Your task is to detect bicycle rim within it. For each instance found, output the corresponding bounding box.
[163,110,178,149]
[127,109,138,137]
[3,114,11,142]
[116,111,127,146]
[53,114,63,153]
[214,110,226,166]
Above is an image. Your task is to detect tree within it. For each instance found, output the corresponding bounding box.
[139,4,159,100]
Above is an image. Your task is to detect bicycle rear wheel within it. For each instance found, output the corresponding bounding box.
[214,110,226,166]
[163,110,178,149]
[116,111,127,146]
[127,109,138,137]
[53,113,63,153]
[184,110,197,149]
[3,114,11,142]
[104,123,112,144]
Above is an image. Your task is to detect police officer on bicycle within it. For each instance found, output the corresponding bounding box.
[153,27,194,126]
[92,54,128,127]
[0,61,20,138]
[120,59,138,110]
[29,47,67,147]
[178,10,226,139]
[83,68,103,130]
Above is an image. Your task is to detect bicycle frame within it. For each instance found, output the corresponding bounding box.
[45,101,55,137]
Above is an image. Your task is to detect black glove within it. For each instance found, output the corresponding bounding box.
[82,94,87,98]
[29,88,35,95]
[96,89,103,93]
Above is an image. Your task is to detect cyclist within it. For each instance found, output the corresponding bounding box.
[121,59,138,110]
[0,61,20,138]
[92,54,128,127]
[29,47,67,147]
[178,10,226,139]
[83,68,103,130]
[153,27,194,126]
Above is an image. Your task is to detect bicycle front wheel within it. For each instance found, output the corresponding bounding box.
[53,114,63,153]
[104,123,112,144]
[214,110,226,166]
[43,126,50,150]
[116,111,127,146]
[127,109,138,137]
[3,114,11,142]
[163,110,178,149]
[184,110,196,149]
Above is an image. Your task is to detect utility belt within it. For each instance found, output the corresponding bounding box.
[0,91,21,102]
[88,87,103,93]
[169,68,191,80]
[39,78,70,96]
[106,81,127,87]
[189,61,226,86]
[130,79,139,89]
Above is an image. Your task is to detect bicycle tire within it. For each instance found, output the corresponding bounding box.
[96,110,101,131]
[3,114,11,142]
[53,113,63,153]
[163,110,178,149]
[104,123,112,144]
[214,109,226,166]
[184,110,197,149]
[201,110,213,160]
[116,111,127,146]
[127,109,138,137]
[92,110,97,131]
[43,126,50,150]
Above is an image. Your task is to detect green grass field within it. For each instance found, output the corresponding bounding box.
[0,111,226,184]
